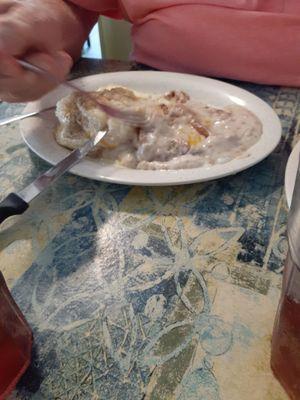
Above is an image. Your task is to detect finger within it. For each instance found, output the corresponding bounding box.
[0,52,23,78]
[0,77,24,102]
[0,73,54,102]
[25,51,73,83]
[0,18,35,55]
[0,10,61,55]
[0,51,73,102]
[0,1,14,14]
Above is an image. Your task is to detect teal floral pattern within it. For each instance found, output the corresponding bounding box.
[1,61,299,399]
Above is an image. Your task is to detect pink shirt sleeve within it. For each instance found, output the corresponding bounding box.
[68,0,300,86]
[68,0,121,17]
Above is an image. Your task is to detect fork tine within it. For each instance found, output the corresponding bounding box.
[67,82,150,126]
[99,102,151,127]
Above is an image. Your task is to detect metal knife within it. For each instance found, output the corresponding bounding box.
[0,106,55,127]
[0,130,107,224]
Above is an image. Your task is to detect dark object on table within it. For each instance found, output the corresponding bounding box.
[271,157,300,399]
[0,272,32,399]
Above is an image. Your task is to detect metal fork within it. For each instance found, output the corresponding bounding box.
[17,60,150,127]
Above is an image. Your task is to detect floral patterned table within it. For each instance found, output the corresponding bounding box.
[1,59,298,400]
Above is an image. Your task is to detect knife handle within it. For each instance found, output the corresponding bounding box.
[0,193,29,224]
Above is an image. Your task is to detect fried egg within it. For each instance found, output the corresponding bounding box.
[54,86,262,170]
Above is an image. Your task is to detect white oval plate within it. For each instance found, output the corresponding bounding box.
[20,71,282,186]
[285,140,300,207]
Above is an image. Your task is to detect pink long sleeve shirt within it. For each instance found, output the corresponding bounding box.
[69,0,300,86]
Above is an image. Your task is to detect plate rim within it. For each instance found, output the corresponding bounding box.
[20,70,282,186]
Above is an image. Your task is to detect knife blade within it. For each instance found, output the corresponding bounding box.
[0,130,107,224]
[0,106,55,127]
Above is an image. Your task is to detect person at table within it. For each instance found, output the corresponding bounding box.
[0,0,299,103]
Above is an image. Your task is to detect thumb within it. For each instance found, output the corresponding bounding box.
[25,51,73,83]
[53,51,74,81]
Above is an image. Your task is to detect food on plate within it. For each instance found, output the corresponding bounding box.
[55,86,262,170]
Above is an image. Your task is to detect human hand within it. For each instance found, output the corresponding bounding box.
[0,0,83,102]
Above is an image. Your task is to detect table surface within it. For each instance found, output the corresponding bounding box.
[1,58,298,400]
